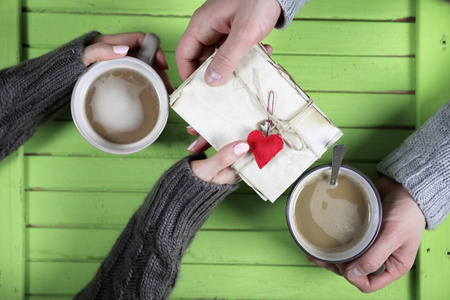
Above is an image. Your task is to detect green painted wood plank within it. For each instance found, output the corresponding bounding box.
[415,0,450,124]
[23,13,414,56]
[0,151,25,300]
[23,0,415,20]
[418,222,450,300]
[26,228,121,261]
[274,55,415,93]
[24,122,412,162]
[26,297,72,300]
[26,228,312,266]
[25,261,415,299]
[0,1,24,300]
[25,191,145,227]
[172,265,415,299]
[24,156,178,192]
[0,0,20,68]
[29,92,417,127]
[24,156,382,192]
[298,0,415,20]
[24,122,195,159]
[25,262,98,296]
[415,0,450,299]
[310,92,416,127]
[24,192,289,230]
[266,21,415,56]
[24,166,383,230]
[24,47,416,92]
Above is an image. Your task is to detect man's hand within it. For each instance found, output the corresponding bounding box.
[308,176,426,293]
[175,0,281,86]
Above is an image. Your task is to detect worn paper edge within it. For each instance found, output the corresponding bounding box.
[169,43,343,202]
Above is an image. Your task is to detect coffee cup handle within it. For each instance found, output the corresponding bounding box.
[137,33,161,66]
[371,263,386,277]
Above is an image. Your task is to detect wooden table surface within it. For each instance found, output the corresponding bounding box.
[0,0,449,299]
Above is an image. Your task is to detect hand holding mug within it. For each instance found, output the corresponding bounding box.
[82,32,173,92]
[73,32,172,154]
[308,176,426,293]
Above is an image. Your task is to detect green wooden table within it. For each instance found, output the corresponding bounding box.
[1,0,449,299]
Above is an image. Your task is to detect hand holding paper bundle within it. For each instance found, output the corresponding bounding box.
[170,44,343,202]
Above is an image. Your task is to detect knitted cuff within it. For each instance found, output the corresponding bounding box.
[75,153,239,300]
[0,31,100,162]
[377,101,450,230]
[141,152,239,237]
[276,0,310,29]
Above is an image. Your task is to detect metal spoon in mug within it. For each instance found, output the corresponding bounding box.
[330,144,347,186]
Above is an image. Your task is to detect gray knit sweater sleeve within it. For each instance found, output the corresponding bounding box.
[75,153,239,300]
[377,101,450,230]
[0,31,100,162]
[276,0,311,29]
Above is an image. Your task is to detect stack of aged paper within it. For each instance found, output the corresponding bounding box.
[170,44,342,202]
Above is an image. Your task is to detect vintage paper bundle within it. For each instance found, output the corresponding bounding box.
[170,44,343,202]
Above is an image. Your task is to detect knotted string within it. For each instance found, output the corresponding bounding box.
[266,91,275,137]
[233,69,320,158]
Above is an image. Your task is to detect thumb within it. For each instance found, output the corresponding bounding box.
[204,31,257,86]
[190,141,249,184]
[345,228,399,282]
[82,42,129,66]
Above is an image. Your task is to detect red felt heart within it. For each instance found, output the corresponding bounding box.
[247,130,284,169]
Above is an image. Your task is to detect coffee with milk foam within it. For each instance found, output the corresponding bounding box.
[85,69,160,144]
[293,170,370,254]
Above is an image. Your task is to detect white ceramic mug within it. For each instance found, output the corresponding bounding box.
[71,33,169,154]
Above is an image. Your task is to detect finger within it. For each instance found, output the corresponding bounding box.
[344,226,403,284]
[187,136,211,153]
[149,49,173,92]
[190,141,249,183]
[262,44,273,56]
[346,259,401,293]
[324,265,342,276]
[154,67,174,94]
[187,126,200,136]
[92,32,146,52]
[335,262,347,276]
[312,259,342,276]
[204,26,258,86]
[82,42,129,66]
[154,48,169,70]
[210,166,241,185]
[175,19,222,81]
[312,259,328,268]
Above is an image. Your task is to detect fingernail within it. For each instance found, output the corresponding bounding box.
[348,267,363,281]
[206,68,222,86]
[112,45,129,54]
[233,143,249,155]
[187,140,197,151]
[187,126,193,130]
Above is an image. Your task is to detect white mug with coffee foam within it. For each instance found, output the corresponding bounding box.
[71,33,168,154]
[286,164,382,264]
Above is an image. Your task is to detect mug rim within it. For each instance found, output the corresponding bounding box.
[71,56,169,154]
[286,163,382,263]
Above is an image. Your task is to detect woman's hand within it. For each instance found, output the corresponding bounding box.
[190,140,249,185]
[82,32,173,92]
[186,126,249,185]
